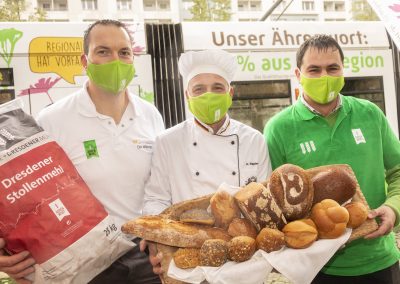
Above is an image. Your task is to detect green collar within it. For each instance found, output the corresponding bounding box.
[294,94,351,121]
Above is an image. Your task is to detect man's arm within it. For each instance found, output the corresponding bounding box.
[143,137,172,215]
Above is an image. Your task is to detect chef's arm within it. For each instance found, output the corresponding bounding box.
[258,136,272,181]
[384,164,400,228]
[143,138,172,216]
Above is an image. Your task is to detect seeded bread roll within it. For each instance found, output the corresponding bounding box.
[227,218,258,239]
[282,219,318,249]
[227,236,256,262]
[200,239,228,267]
[210,190,241,230]
[234,182,287,231]
[269,164,313,221]
[173,248,201,269]
[307,165,357,205]
[256,228,285,253]
[179,208,215,226]
[311,199,349,239]
[345,202,368,229]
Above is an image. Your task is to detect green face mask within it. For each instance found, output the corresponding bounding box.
[300,74,345,104]
[188,92,232,124]
[86,59,135,94]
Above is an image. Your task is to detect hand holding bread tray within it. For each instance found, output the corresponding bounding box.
[122,164,378,284]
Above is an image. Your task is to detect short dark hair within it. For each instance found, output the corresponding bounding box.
[83,19,132,55]
[296,34,344,69]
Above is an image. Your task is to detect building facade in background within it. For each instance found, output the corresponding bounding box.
[13,0,359,23]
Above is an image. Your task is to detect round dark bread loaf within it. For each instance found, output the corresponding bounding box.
[311,167,356,205]
[269,164,313,221]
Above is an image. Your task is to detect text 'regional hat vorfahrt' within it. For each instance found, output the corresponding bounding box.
[178,49,237,89]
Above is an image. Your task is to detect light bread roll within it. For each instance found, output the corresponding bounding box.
[282,219,318,249]
[311,199,349,239]
[256,228,285,253]
[173,248,201,269]
[227,218,258,239]
[345,202,368,229]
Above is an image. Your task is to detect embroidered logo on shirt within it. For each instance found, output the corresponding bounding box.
[352,129,366,144]
[300,141,316,154]
[83,140,99,159]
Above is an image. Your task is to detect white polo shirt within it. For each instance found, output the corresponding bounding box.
[37,83,165,228]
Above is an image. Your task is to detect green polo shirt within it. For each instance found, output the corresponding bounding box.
[264,95,400,276]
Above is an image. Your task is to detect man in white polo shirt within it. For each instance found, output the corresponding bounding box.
[0,20,164,284]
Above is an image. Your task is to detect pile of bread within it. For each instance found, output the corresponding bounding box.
[122,164,376,283]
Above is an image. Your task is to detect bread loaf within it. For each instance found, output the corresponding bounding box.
[179,208,215,226]
[200,239,228,267]
[307,165,357,205]
[345,202,368,229]
[269,164,313,221]
[256,228,285,253]
[234,182,287,231]
[227,218,258,239]
[121,215,231,248]
[173,248,201,269]
[227,236,256,262]
[311,199,349,239]
[210,190,241,229]
[160,194,213,220]
[282,219,318,249]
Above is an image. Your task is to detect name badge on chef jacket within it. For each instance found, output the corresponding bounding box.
[133,139,153,153]
[83,140,99,159]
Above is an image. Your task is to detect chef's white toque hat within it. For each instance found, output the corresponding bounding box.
[178,49,237,89]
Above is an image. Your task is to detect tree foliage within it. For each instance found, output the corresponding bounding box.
[189,0,231,21]
[351,0,379,21]
[0,0,47,21]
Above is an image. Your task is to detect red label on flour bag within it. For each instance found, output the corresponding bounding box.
[0,100,133,283]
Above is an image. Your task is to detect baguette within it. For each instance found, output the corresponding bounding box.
[122,215,231,248]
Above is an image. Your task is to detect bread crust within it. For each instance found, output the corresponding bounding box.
[269,164,313,221]
[121,215,231,247]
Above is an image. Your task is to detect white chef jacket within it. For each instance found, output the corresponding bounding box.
[143,117,271,215]
[37,83,165,228]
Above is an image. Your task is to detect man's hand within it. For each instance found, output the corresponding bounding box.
[0,238,35,282]
[140,239,163,275]
[364,205,396,239]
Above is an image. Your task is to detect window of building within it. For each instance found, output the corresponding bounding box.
[302,1,314,11]
[250,1,261,11]
[238,1,247,11]
[324,2,333,11]
[81,0,97,10]
[117,0,132,10]
[42,3,51,10]
[58,3,67,10]
[335,2,345,11]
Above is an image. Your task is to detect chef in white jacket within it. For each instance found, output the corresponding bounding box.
[143,49,272,216]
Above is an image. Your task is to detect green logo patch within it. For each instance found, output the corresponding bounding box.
[83,140,99,159]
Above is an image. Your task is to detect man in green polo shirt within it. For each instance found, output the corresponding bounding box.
[264,34,400,283]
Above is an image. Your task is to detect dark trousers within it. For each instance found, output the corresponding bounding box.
[89,238,161,284]
[311,261,400,284]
